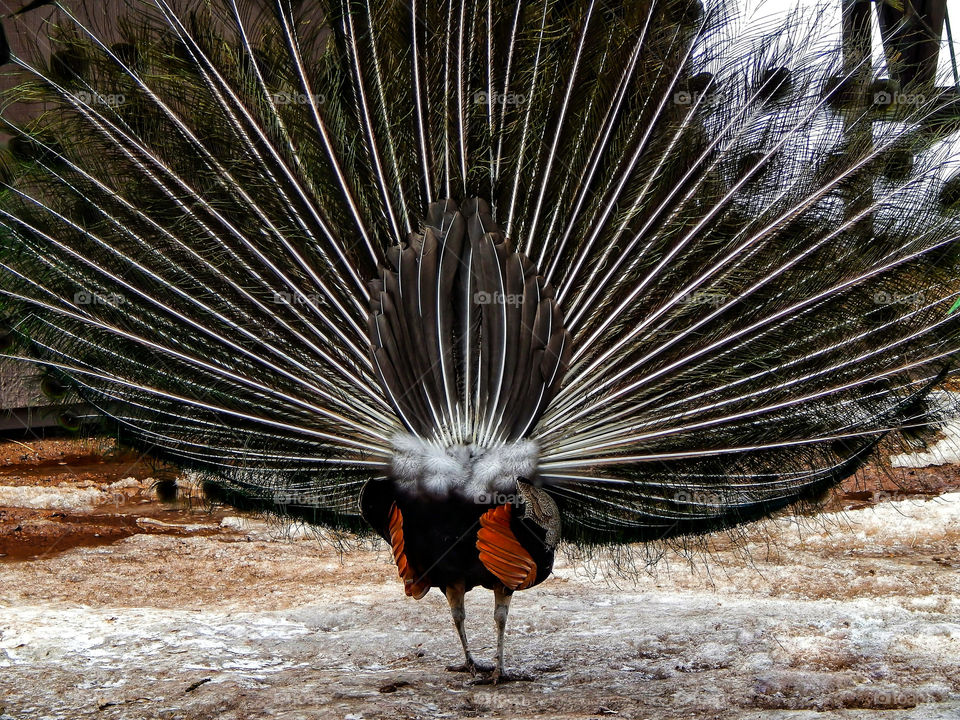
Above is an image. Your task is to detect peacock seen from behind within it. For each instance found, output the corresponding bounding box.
[1,0,960,683]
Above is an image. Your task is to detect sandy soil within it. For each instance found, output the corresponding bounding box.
[0,436,958,720]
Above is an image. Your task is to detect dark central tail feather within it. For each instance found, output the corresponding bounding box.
[367,197,570,446]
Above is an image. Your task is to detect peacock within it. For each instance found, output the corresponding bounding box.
[1,0,960,683]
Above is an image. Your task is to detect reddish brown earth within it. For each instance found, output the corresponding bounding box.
[0,436,231,561]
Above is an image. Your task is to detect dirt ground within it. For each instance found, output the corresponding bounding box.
[0,436,959,720]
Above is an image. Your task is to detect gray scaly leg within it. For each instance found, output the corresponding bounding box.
[444,582,493,675]
[473,584,527,685]
[491,585,512,683]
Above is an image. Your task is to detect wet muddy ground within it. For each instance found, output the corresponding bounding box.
[0,435,958,719]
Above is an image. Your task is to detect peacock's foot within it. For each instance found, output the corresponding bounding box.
[470,667,534,685]
[446,659,495,675]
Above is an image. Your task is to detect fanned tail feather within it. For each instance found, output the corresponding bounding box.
[0,0,958,541]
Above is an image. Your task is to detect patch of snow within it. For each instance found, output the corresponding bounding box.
[276,521,317,539]
[0,606,311,674]
[107,477,142,490]
[219,516,250,530]
[0,485,106,511]
[135,517,209,532]
[891,391,960,467]
[797,493,960,547]
[891,419,960,467]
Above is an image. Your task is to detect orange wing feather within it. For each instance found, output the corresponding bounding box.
[476,504,537,590]
[388,503,430,599]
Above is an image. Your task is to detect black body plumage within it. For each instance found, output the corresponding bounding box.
[360,478,556,593]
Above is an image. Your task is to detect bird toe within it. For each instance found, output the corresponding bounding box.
[446,660,494,675]
[470,668,533,685]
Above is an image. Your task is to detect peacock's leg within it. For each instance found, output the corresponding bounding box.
[444,582,493,675]
[472,584,521,684]
[491,585,512,683]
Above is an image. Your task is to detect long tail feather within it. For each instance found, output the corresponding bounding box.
[0,0,958,541]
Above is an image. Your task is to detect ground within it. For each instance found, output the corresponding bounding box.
[0,434,958,720]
